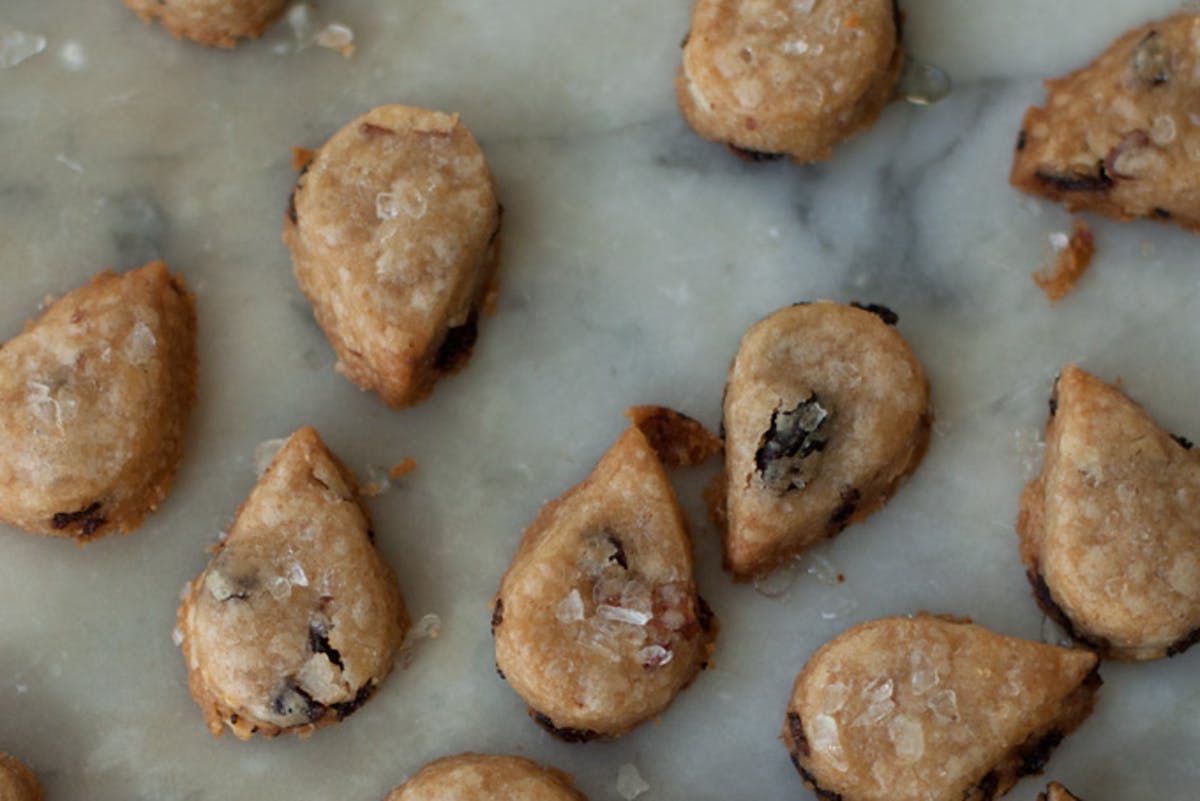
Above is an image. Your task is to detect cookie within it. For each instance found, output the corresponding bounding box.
[0,753,41,801]
[384,754,586,801]
[1018,365,1200,661]
[783,615,1101,801]
[623,405,723,467]
[719,301,930,580]
[1011,13,1200,232]
[677,0,903,162]
[0,261,197,541]
[284,105,501,408]
[124,0,286,47]
[492,425,717,741]
[178,427,408,739]
[1038,783,1083,801]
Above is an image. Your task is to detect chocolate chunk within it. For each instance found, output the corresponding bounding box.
[308,620,345,670]
[1152,207,1173,219]
[51,501,106,538]
[490,599,504,634]
[755,394,831,491]
[1172,434,1194,450]
[287,186,299,224]
[270,681,324,722]
[330,682,374,720]
[850,302,899,326]
[607,533,629,570]
[1166,626,1200,657]
[830,487,861,527]
[974,770,1000,800]
[1028,570,1113,654]
[727,144,786,162]
[360,122,398,136]
[1130,30,1169,86]
[495,663,506,680]
[786,711,809,756]
[1049,374,1061,417]
[1034,168,1114,193]
[795,764,845,801]
[1016,130,1027,152]
[696,595,715,634]
[1018,730,1063,776]
[529,709,601,743]
[432,311,479,373]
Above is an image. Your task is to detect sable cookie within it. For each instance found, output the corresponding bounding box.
[0,261,197,541]
[178,427,408,739]
[720,301,930,580]
[1011,13,1200,231]
[384,754,586,801]
[1038,783,1083,801]
[492,425,717,741]
[783,616,1101,801]
[0,753,41,801]
[677,0,903,162]
[124,0,286,47]
[1018,366,1200,661]
[284,104,501,408]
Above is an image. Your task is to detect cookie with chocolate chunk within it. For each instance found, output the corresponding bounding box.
[0,753,41,801]
[492,425,717,741]
[384,754,587,801]
[677,0,903,162]
[1038,783,1083,801]
[284,104,501,408]
[1011,12,1200,231]
[719,301,930,580]
[1018,365,1200,661]
[178,427,408,739]
[0,261,197,541]
[124,0,286,47]
[783,615,1101,801]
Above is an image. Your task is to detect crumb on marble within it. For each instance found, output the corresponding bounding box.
[291,147,317,171]
[624,405,722,467]
[1034,219,1095,303]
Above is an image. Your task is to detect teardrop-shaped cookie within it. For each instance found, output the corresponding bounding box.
[284,104,501,408]
[0,261,197,541]
[1019,365,1200,661]
[124,0,287,48]
[384,754,586,801]
[177,427,408,739]
[492,425,717,741]
[1039,783,1083,801]
[0,753,41,801]
[783,615,1101,801]
[720,302,930,580]
[1010,12,1200,231]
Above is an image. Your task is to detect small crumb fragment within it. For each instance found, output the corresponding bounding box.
[389,458,417,480]
[1033,218,1095,303]
[363,465,392,497]
[624,405,722,467]
[0,28,47,69]
[316,22,355,57]
[398,613,442,667]
[616,763,650,800]
[291,147,317,171]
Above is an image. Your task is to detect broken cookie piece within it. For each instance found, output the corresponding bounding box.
[677,0,903,162]
[284,104,501,408]
[1018,365,1200,661]
[0,753,42,801]
[720,301,931,580]
[1038,783,1083,801]
[783,615,1101,801]
[124,0,286,47]
[384,754,587,801]
[1011,12,1200,231]
[0,261,197,541]
[624,405,723,467]
[493,425,717,741]
[178,427,408,739]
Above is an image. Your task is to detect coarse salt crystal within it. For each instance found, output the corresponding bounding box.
[59,40,86,71]
[821,681,850,714]
[1048,231,1070,252]
[637,644,673,668]
[556,589,585,623]
[910,651,939,695]
[810,714,849,771]
[0,28,47,69]
[253,437,288,476]
[123,321,157,364]
[783,39,810,55]
[171,626,184,647]
[887,715,925,761]
[927,689,960,723]
[1151,114,1177,145]
[597,604,652,626]
[288,563,309,587]
[616,763,650,800]
[864,676,893,704]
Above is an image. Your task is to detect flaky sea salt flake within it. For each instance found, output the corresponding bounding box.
[253,437,288,476]
[597,604,652,626]
[927,689,960,723]
[0,28,46,69]
[810,714,849,771]
[316,22,355,57]
[556,589,585,623]
[887,715,925,761]
[616,763,650,800]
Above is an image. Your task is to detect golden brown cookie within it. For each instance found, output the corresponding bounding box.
[719,302,930,580]
[1038,783,1083,801]
[124,0,287,48]
[492,425,717,741]
[178,427,408,739]
[384,754,587,801]
[1018,365,1200,661]
[677,0,903,162]
[1011,13,1200,232]
[0,261,197,541]
[783,616,1101,801]
[623,405,723,468]
[0,753,41,801]
[284,104,501,408]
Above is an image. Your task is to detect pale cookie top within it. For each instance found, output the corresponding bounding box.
[385,754,586,801]
[0,753,41,801]
[0,261,197,540]
[494,426,714,738]
[786,616,1098,801]
[179,427,407,738]
[1021,365,1200,660]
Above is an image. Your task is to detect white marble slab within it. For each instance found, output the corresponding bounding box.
[1,1,1198,799]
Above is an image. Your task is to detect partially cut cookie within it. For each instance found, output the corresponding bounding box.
[124,0,287,48]
[0,261,197,541]
[1038,783,1083,801]
[492,425,717,741]
[0,753,41,801]
[783,616,1101,801]
[384,754,586,801]
[178,427,408,739]
[1011,12,1200,232]
[677,0,903,162]
[1018,365,1200,661]
[285,104,501,408]
[720,302,931,580]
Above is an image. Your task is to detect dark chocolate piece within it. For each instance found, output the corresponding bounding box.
[850,302,899,326]
[530,709,601,743]
[433,311,479,373]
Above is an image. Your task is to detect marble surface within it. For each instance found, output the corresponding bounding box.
[1,1,1199,799]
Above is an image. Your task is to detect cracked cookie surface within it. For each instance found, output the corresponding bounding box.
[384,754,587,801]
[124,0,287,47]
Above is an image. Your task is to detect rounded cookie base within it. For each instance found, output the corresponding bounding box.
[124,0,287,48]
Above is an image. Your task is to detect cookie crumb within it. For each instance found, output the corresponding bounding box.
[389,458,417,479]
[1034,219,1095,303]
[624,405,722,467]
[316,22,354,57]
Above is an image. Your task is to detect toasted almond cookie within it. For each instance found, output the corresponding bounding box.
[284,105,501,408]
[677,0,903,162]
[720,301,930,580]
[0,753,42,801]
[1018,365,1200,661]
[384,754,586,801]
[124,0,286,48]
[0,261,197,541]
[1011,13,1200,231]
[783,616,1101,801]
[178,427,408,739]
[1038,783,1083,801]
[492,425,717,741]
